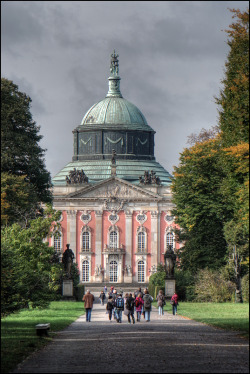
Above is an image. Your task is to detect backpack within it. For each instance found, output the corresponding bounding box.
[116,298,124,310]
[144,296,152,309]
[135,298,140,308]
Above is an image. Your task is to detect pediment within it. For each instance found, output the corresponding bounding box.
[64,177,161,201]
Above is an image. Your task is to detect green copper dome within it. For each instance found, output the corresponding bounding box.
[52,51,172,186]
[80,97,153,132]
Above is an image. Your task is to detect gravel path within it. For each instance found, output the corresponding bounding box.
[12,300,249,373]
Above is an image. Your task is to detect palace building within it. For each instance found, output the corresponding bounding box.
[50,51,180,285]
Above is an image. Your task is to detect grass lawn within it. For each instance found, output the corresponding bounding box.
[1,301,85,374]
[155,301,249,338]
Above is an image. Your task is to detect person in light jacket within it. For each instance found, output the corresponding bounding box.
[82,290,95,322]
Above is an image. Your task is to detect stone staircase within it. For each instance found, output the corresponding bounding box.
[82,283,149,297]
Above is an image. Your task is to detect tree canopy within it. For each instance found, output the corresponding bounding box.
[172,9,249,279]
[1,78,52,222]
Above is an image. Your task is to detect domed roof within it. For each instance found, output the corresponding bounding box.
[80,49,154,132]
[80,97,153,132]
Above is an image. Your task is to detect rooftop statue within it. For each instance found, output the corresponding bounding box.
[110,50,119,76]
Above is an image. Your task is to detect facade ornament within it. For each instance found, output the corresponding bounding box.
[66,168,88,185]
[139,170,161,185]
[104,198,126,213]
[149,265,157,275]
[110,50,119,76]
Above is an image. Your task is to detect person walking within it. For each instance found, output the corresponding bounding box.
[112,289,118,320]
[171,292,179,315]
[106,295,114,322]
[135,292,144,322]
[115,293,124,323]
[125,293,135,324]
[143,290,153,322]
[99,290,106,305]
[82,290,95,322]
[156,290,165,317]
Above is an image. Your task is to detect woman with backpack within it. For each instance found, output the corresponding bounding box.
[143,289,154,322]
[106,295,114,322]
[171,292,179,315]
[156,289,165,317]
[135,292,144,322]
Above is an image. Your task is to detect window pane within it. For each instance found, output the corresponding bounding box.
[110,231,118,249]
[138,261,145,282]
[82,260,89,282]
[82,232,90,250]
[109,260,118,282]
[167,232,174,248]
[138,232,145,252]
[54,235,61,252]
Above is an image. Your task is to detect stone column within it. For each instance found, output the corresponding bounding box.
[95,210,103,282]
[124,210,133,283]
[67,210,77,258]
[151,211,158,272]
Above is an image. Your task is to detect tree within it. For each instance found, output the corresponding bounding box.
[1,173,38,226]
[172,136,231,272]
[172,9,249,301]
[1,206,62,316]
[1,78,52,209]
[215,9,249,148]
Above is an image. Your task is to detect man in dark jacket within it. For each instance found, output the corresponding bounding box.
[126,293,135,324]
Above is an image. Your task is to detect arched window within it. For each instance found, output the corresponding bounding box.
[138,261,145,282]
[81,226,91,251]
[82,231,90,251]
[166,232,174,249]
[137,226,147,252]
[109,260,118,282]
[138,232,146,252]
[82,260,89,282]
[110,231,118,249]
[53,231,62,253]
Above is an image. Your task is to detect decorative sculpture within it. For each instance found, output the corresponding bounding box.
[111,149,117,165]
[139,170,161,185]
[66,168,88,184]
[110,50,119,75]
[164,245,176,278]
[62,244,75,278]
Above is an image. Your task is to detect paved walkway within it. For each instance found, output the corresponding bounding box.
[12,300,249,373]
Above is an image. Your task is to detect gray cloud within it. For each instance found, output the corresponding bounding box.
[1,1,248,178]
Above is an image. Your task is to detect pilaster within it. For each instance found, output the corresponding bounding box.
[66,210,77,258]
[151,211,158,269]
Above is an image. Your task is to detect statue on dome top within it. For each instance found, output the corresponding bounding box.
[110,50,119,76]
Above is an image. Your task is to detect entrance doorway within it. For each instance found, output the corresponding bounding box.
[109,260,118,282]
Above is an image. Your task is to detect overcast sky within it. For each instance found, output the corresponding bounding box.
[1,1,248,179]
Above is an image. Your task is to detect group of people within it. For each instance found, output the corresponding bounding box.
[82,286,179,323]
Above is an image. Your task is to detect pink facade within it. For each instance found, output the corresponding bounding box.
[49,207,180,284]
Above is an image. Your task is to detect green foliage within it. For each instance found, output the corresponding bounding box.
[175,269,195,301]
[1,78,52,207]
[241,273,249,302]
[215,9,249,147]
[1,205,62,316]
[1,173,38,225]
[75,284,85,301]
[149,271,166,287]
[194,268,235,302]
[172,10,249,276]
